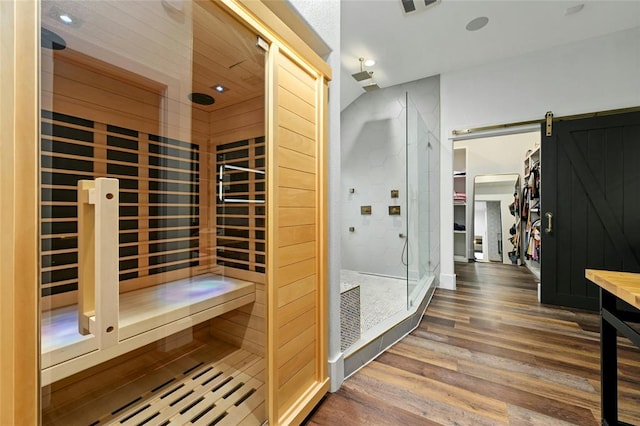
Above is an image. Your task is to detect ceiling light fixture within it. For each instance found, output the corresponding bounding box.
[466,16,489,32]
[47,6,82,28]
[352,57,373,82]
[59,14,73,24]
[364,59,376,67]
[565,4,585,16]
[213,84,228,93]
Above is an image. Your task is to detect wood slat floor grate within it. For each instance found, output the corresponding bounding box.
[306,262,640,426]
[99,349,264,425]
[43,333,265,426]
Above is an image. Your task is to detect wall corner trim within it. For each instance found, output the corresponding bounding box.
[439,273,456,290]
[328,352,345,392]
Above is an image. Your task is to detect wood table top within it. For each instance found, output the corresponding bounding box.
[586,269,640,309]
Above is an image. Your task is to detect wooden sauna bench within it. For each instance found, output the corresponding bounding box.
[41,273,255,385]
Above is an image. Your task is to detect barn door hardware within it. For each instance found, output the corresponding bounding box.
[545,111,553,136]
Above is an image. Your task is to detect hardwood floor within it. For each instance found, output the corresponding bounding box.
[306,262,640,425]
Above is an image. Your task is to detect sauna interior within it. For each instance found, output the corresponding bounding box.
[38,1,307,424]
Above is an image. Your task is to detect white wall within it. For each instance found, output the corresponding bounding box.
[439,26,640,289]
[341,76,440,279]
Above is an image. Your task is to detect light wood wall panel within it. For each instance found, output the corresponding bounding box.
[278,224,316,246]
[209,283,266,357]
[278,275,316,308]
[267,45,329,425]
[209,95,265,145]
[42,51,211,144]
[0,1,39,423]
[278,258,316,286]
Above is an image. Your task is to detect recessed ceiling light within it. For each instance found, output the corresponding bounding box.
[565,4,585,16]
[48,7,82,28]
[59,14,73,24]
[466,16,489,32]
[364,59,376,67]
[213,84,227,93]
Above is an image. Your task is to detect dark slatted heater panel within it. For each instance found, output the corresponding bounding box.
[40,110,94,297]
[40,110,202,300]
[216,137,266,274]
[147,134,201,276]
[106,124,140,282]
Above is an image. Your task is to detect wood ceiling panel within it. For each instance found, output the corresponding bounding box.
[41,0,264,114]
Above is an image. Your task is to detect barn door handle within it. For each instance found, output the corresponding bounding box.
[545,212,553,234]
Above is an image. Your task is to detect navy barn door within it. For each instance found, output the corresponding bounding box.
[541,110,640,311]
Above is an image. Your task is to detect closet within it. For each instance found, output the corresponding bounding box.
[1,1,330,425]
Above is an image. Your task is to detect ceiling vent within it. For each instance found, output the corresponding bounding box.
[401,0,440,14]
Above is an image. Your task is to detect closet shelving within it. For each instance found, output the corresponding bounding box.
[522,146,541,278]
[453,147,467,262]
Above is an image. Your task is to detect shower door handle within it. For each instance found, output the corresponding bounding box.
[77,178,120,349]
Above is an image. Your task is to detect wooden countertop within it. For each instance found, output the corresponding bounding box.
[585,269,640,310]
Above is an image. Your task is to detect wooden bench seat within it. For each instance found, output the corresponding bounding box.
[41,273,255,385]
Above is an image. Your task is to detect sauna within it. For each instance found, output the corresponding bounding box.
[28,1,330,424]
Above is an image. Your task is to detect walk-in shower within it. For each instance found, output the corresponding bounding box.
[340,88,439,357]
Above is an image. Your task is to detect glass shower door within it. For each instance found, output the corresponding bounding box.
[406,93,435,308]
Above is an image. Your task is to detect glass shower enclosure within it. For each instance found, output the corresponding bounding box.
[340,91,438,352]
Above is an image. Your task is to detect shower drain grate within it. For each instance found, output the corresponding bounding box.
[89,349,264,426]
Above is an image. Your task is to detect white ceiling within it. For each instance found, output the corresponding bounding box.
[341,0,640,109]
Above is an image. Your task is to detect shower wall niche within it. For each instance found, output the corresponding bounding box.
[27,1,331,425]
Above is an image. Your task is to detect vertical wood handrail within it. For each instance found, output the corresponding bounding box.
[77,178,120,349]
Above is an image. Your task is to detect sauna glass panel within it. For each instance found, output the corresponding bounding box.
[40,1,266,424]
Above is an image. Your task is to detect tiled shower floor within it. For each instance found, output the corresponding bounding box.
[340,269,412,333]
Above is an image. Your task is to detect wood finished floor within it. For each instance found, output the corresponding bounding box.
[306,262,640,425]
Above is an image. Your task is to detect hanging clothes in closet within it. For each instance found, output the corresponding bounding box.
[523,160,541,263]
